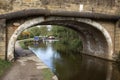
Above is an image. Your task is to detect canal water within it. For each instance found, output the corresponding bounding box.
[28,40,120,80]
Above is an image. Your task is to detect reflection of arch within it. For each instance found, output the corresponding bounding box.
[7,17,113,60]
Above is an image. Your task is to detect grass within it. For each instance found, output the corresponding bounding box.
[0,59,12,76]
[18,39,34,49]
[19,41,28,49]
[41,68,54,80]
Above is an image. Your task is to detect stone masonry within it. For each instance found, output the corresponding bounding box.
[6,17,119,60]
[0,0,119,60]
[0,0,120,15]
[115,20,120,54]
[0,19,6,59]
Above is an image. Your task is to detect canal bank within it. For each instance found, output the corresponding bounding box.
[0,40,58,80]
[9,39,120,80]
[28,39,120,80]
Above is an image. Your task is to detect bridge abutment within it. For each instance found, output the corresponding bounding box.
[0,19,6,59]
[114,20,120,58]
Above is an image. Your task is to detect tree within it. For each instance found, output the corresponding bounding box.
[21,31,30,39]
[18,31,30,40]
[27,27,41,38]
[39,26,48,36]
[50,25,83,50]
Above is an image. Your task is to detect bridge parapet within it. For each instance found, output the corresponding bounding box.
[0,0,120,15]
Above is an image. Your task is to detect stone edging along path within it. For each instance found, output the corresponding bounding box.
[15,39,34,57]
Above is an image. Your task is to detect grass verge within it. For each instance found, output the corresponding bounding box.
[18,39,33,49]
[41,68,54,80]
[0,59,12,76]
[19,41,28,49]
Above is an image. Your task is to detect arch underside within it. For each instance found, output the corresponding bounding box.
[7,17,113,60]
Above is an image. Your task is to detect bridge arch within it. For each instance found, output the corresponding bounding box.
[7,17,113,60]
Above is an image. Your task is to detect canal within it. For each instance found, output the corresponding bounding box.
[27,40,120,80]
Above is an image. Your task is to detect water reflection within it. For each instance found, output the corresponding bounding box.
[29,40,120,80]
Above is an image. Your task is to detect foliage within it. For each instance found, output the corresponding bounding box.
[27,27,41,38]
[0,59,11,76]
[53,40,82,55]
[18,26,48,40]
[19,39,33,49]
[19,41,29,49]
[39,26,48,36]
[41,68,54,80]
[19,39,47,50]
[51,25,83,52]
[18,25,83,52]
[51,25,81,39]
[18,31,30,40]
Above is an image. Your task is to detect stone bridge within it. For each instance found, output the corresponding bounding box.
[0,9,119,61]
[0,0,120,61]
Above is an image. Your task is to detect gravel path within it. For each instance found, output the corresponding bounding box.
[0,41,58,80]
